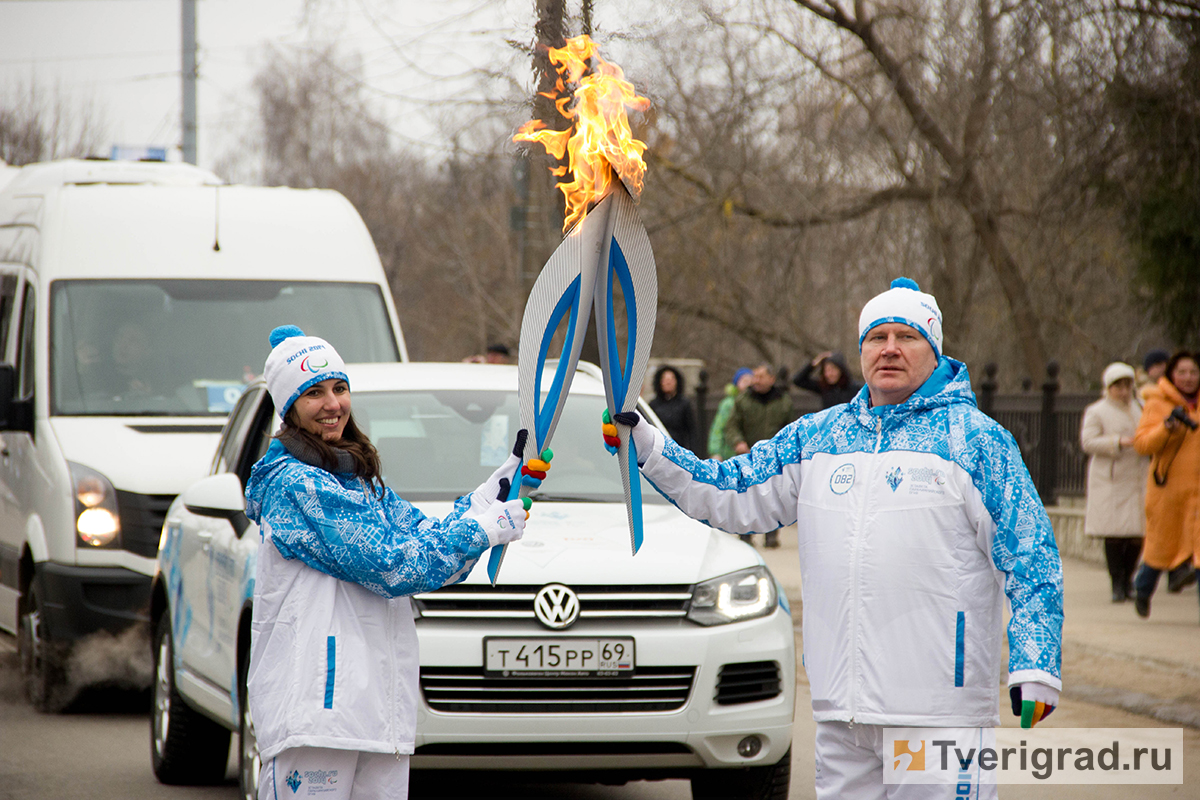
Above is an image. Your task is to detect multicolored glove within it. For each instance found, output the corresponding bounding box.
[601,408,655,463]
[466,429,552,517]
[1010,682,1059,729]
[467,429,528,517]
[521,451,553,490]
[476,493,532,547]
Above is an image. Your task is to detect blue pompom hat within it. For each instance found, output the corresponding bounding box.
[263,325,349,418]
[857,277,944,358]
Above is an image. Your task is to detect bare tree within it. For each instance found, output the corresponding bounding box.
[0,81,105,166]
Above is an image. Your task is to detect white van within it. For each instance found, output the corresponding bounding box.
[0,159,407,710]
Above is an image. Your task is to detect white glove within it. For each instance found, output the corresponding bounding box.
[475,497,529,548]
[466,429,528,518]
[604,410,657,466]
[1010,681,1059,728]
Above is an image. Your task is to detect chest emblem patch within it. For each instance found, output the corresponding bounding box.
[885,466,904,492]
[829,463,856,495]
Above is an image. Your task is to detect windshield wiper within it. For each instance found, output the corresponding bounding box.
[524,492,599,503]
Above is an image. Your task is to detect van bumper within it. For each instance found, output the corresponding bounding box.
[33,562,151,643]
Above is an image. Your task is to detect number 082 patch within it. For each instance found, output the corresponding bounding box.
[829,463,856,495]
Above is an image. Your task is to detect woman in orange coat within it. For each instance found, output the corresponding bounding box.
[1133,351,1200,618]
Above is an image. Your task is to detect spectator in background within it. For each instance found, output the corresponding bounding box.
[1139,349,1197,593]
[485,343,511,364]
[1133,351,1200,618]
[1081,363,1147,602]
[1140,349,1171,396]
[707,367,752,461]
[648,364,697,452]
[792,351,861,408]
[726,363,794,547]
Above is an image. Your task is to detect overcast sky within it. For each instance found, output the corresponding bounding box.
[0,0,683,173]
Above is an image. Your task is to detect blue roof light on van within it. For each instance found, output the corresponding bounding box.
[110,145,168,162]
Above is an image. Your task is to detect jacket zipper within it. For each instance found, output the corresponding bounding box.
[849,415,883,725]
[387,592,399,757]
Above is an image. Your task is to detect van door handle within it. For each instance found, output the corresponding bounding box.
[0,448,8,458]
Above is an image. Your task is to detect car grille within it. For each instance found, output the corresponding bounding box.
[714,660,782,706]
[115,491,174,558]
[420,666,696,714]
[413,583,693,621]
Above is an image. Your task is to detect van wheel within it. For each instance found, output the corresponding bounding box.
[237,645,260,800]
[17,585,72,712]
[150,614,231,785]
[691,746,791,800]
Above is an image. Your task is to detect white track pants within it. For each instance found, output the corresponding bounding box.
[259,747,410,800]
[815,721,998,800]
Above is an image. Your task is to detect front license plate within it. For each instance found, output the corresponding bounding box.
[484,637,635,676]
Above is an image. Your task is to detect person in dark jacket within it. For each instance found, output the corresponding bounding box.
[726,363,795,547]
[648,364,697,452]
[793,351,861,408]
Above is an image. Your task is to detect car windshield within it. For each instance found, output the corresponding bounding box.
[354,389,668,504]
[51,280,398,416]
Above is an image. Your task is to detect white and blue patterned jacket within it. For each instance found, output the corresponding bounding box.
[639,358,1063,727]
[244,439,490,760]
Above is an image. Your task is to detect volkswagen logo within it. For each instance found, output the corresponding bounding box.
[534,583,580,630]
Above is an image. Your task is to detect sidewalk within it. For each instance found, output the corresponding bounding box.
[752,525,1200,729]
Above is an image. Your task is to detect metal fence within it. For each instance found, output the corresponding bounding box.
[692,362,1090,503]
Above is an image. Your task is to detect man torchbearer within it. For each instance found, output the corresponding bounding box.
[606,277,1064,800]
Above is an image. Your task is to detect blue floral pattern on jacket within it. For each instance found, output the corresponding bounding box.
[245,439,489,598]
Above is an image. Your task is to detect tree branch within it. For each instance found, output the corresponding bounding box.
[649,151,942,229]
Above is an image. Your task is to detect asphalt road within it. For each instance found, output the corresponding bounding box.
[3,544,1199,799]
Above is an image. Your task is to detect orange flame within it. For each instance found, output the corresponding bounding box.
[513,35,650,232]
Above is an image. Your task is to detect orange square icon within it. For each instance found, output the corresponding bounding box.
[893,739,925,771]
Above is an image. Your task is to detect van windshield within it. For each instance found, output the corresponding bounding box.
[51,280,399,416]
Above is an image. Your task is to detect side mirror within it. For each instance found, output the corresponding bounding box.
[0,364,33,435]
[182,473,250,537]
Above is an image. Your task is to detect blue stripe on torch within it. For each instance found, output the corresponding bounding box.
[534,274,582,451]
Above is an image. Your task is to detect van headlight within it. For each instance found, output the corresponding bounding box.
[687,566,778,626]
[69,462,121,547]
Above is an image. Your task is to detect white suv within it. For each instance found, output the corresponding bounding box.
[149,362,795,800]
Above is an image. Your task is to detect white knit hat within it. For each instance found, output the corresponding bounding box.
[858,277,944,358]
[1102,362,1135,388]
[263,325,349,418]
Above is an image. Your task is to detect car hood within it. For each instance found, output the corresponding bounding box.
[50,416,223,495]
[412,500,766,586]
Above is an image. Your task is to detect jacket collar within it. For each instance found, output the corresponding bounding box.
[850,356,976,429]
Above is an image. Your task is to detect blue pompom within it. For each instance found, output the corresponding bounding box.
[890,277,920,291]
[269,325,305,348]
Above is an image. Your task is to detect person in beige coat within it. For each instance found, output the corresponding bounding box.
[1081,363,1148,602]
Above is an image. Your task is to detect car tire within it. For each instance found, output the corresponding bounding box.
[691,746,791,800]
[237,644,260,800]
[17,584,72,712]
[150,614,231,785]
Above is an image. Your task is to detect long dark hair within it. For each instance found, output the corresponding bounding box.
[277,409,384,492]
[652,364,685,399]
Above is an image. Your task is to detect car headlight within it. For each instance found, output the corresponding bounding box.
[686,565,778,626]
[68,462,121,548]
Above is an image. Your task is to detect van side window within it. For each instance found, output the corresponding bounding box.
[17,283,34,399]
[0,273,18,360]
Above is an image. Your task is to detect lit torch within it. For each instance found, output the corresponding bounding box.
[488,35,658,584]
